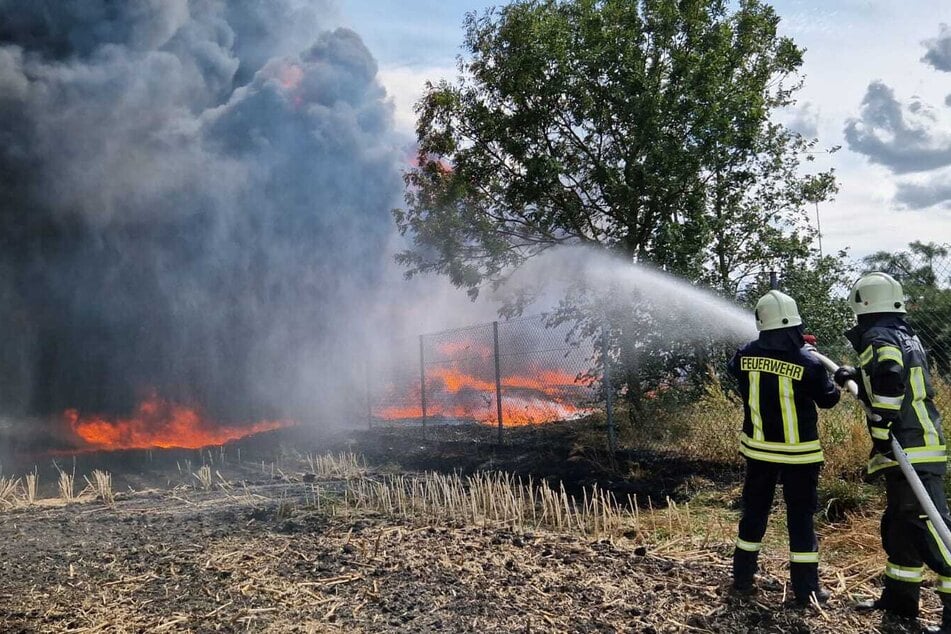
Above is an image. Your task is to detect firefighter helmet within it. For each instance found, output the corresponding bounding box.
[849,272,906,315]
[754,290,803,331]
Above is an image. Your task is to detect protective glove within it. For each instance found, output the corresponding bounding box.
[868,416,895,458]
[833,365,858,388]
[873,437,895,458]
[803,333,818,346]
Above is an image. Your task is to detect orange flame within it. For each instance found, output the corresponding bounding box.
[64,394,294,451]
[435,340,492,358]
[376,364,591,427]
[277,63,304,91]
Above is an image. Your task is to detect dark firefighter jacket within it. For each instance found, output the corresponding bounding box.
[728,329,840,464]
[845,314,946,476]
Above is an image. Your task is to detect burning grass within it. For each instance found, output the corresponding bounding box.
[375,363,593,427]
[63,393,295,452]
[4,393,951,634]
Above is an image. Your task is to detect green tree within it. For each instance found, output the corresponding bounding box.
[395,0,836,298]
[394,0,839,423]
[864,241,951,375]
[864,241,949,291]
[742,250,855,354]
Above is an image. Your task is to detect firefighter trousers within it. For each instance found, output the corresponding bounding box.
[875,471,951,619]
[733,458,821,600]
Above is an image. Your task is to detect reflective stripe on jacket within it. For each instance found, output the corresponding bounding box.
[846,315,946,476]
[728,337,840,465]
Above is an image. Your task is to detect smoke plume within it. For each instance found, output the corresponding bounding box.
[0,1,401,437]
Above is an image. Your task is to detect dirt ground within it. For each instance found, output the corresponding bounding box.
[0,477,942,633]
[0,424,944,633]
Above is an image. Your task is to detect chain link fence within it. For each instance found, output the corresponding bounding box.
[865,244,951,377]
[368,246,951,462]
[368,315,606,441]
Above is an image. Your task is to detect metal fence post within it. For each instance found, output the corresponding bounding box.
[419,334,428,432]
[493,321,504,445]
[602,321,616,452]
[364,357,372,430]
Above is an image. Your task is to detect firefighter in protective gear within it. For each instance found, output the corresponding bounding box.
[840,272,951,632]
[728,290,841,606]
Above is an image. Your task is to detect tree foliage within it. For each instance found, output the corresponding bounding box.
[394,0,836,299]
[740,250,855,348]
[864,241,951,375]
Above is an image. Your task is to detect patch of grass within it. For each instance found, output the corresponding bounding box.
[664,374,742,465]
[58,471,75,504]
[342,470,725,544]
[24,470,37,506]
[818,477,877,522]
[646,369,951,487]
[277,490,295,520]
[84,470,114,505]
[817,401,871,480]
[305,452,366,479]
[0,475,19,509]
[193,465,212,491]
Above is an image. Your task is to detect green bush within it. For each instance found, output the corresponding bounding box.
[817,477,877,522]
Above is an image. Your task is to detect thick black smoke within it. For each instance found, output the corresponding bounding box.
[0,1,400,428]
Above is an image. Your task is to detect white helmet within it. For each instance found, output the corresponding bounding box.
[755,290,803,331]
[849,272,906,315]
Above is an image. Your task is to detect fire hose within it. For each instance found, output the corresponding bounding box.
[810,348,951,554]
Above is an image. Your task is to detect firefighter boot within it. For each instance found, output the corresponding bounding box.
[732,548,758,596]
[920,593,951,634]
[854,577,920,620]
[790,562,829,607]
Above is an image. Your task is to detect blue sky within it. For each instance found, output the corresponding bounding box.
[342,1,488,64]
[340,1,951,258]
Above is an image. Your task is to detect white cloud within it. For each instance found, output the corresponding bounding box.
[923,23,951,72]
[782,101,820,138]
[774,2,951,225]
[895,169,951,209]
[378,64,455,137]
[844,81,951,175]
[819,180,951,258]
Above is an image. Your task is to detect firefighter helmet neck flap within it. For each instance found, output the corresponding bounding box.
[850,272,907,316]
[754,290,803,332]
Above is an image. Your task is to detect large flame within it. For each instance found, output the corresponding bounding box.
[377,363,591,427]
[64,394,294,451]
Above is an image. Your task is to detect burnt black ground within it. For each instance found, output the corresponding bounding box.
[347,421,743,504]
[0,484,919,633]
[0,422,933,633]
